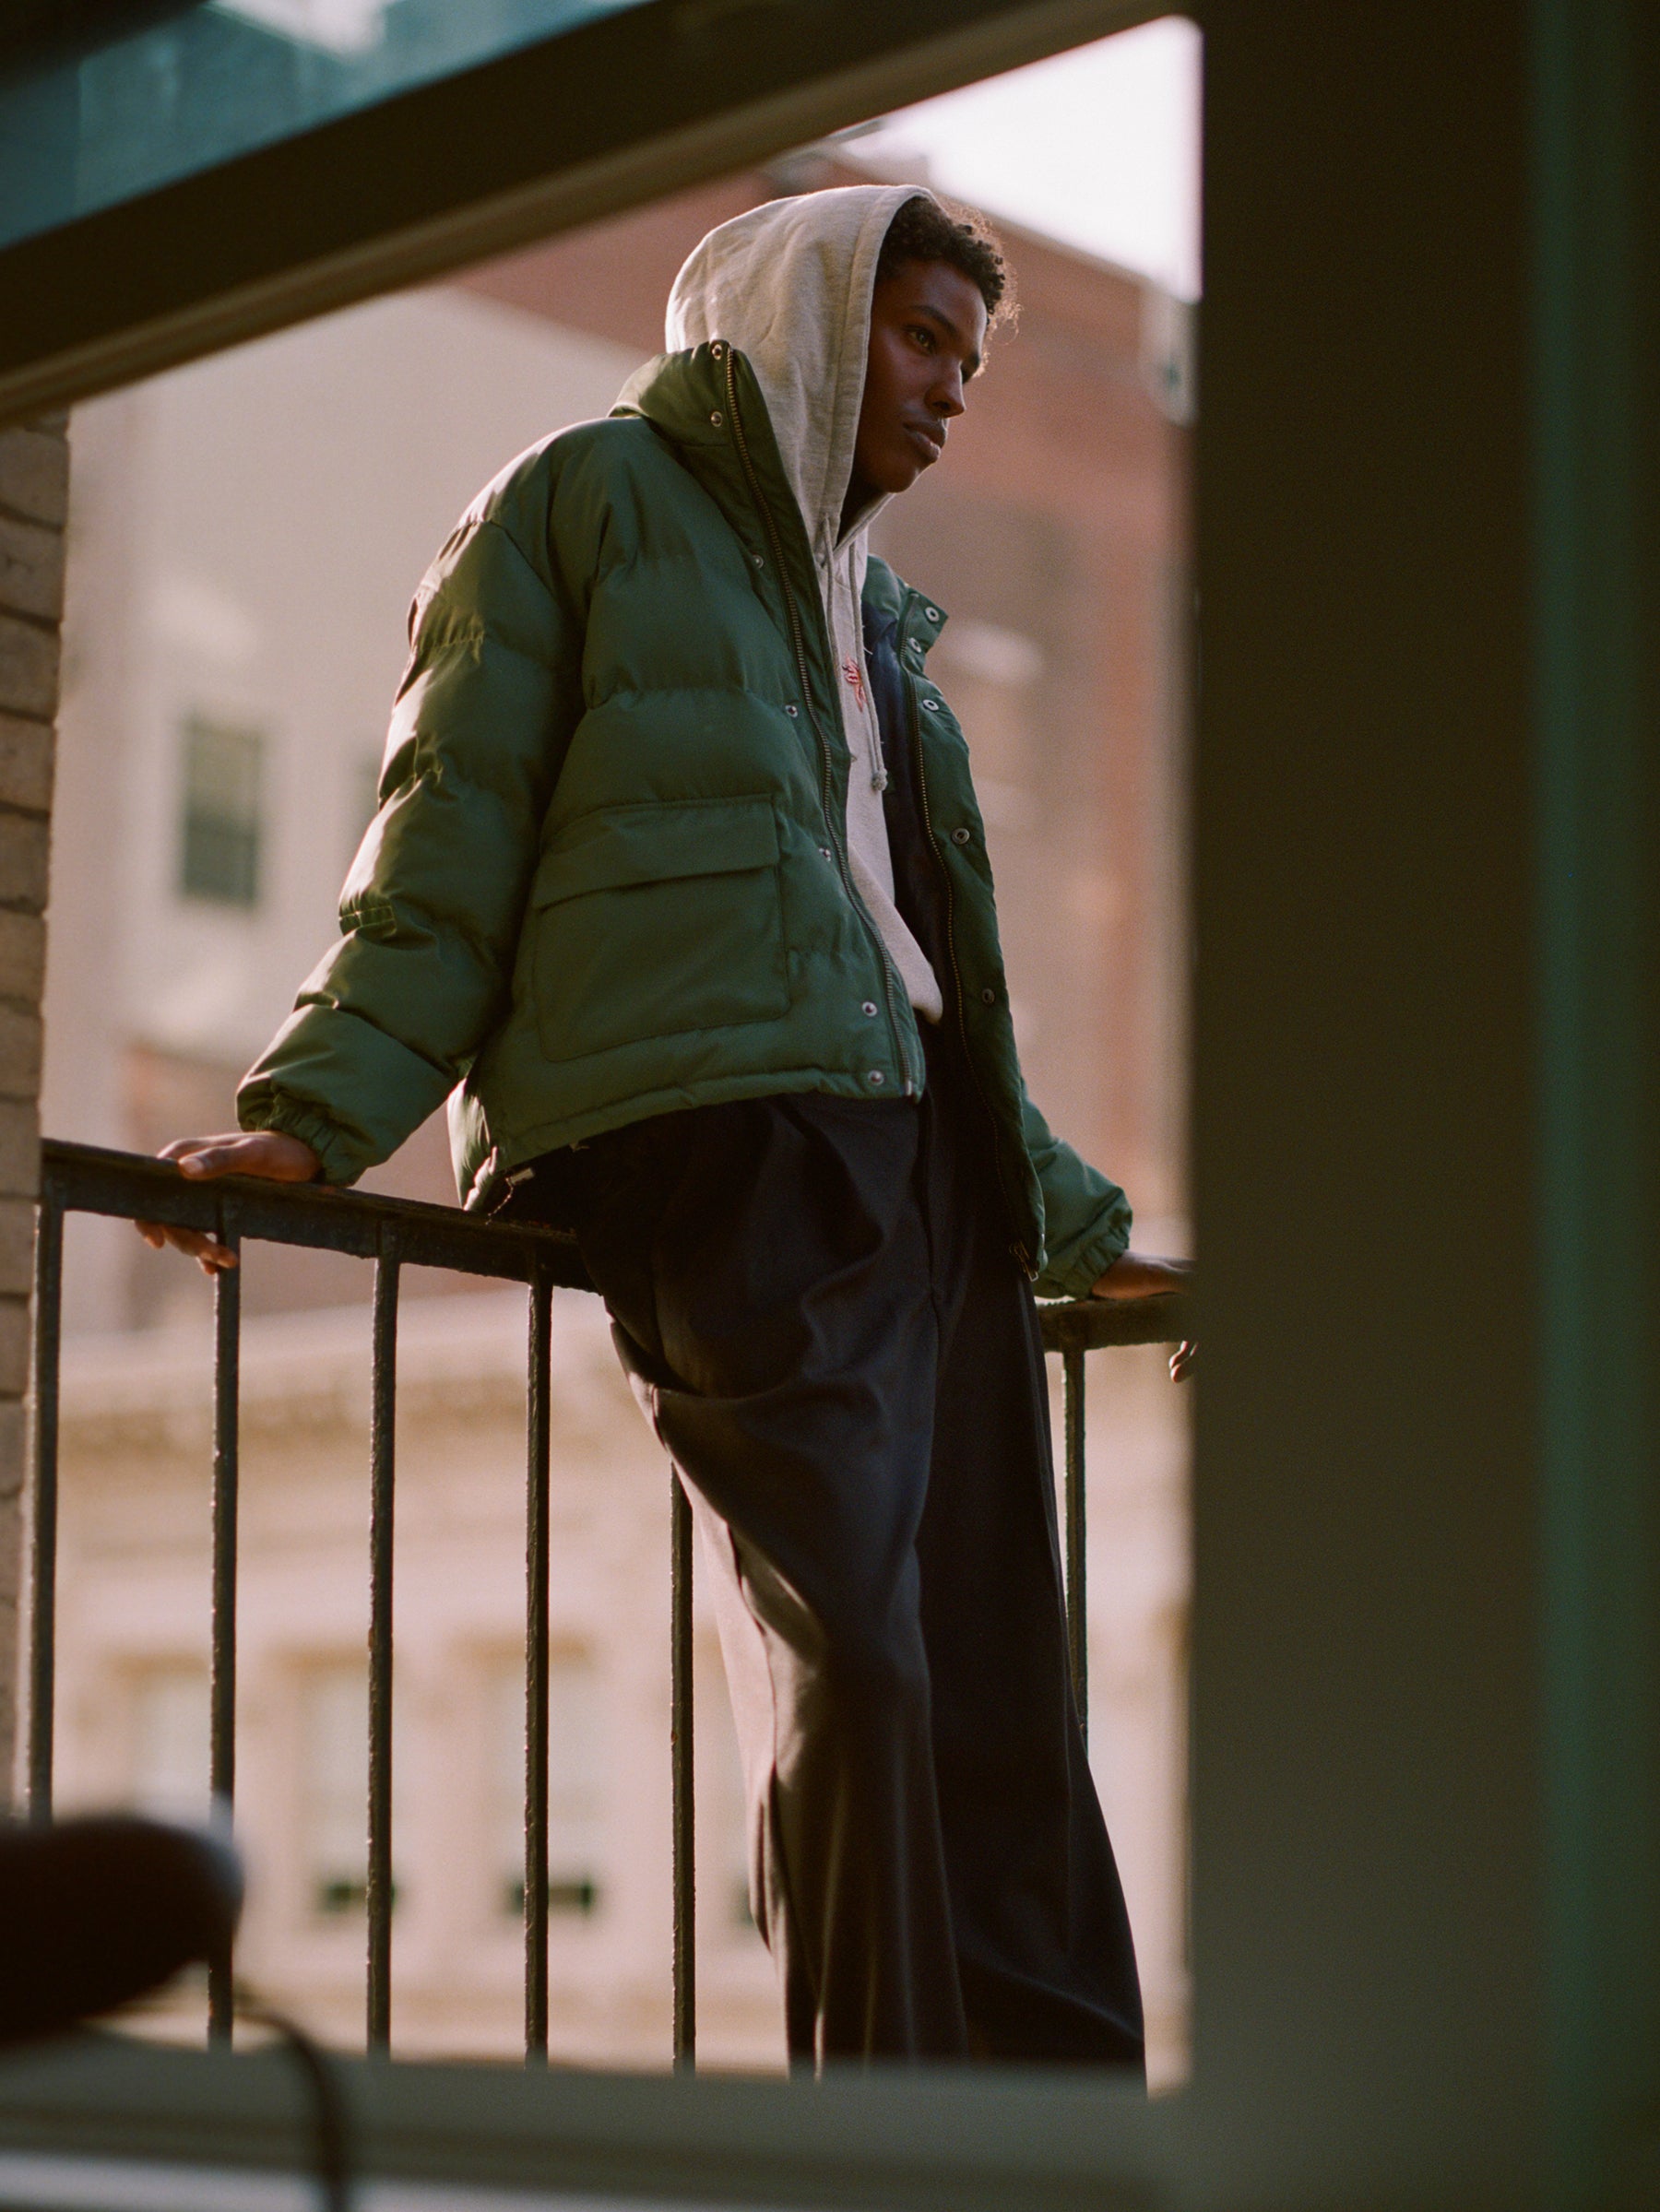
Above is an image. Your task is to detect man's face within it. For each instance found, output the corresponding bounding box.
[849,257,989,506]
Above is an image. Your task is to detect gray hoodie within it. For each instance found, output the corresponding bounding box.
[666,184,945,1023]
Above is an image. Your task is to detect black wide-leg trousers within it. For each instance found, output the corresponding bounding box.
[531,1027,1143,2071]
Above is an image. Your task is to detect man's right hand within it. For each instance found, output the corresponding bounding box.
[135,1130,322,1275]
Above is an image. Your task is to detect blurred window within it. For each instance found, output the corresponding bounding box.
[179,714,264,907]
[494,1650,604,1919]
[128,1665,210,1825]
[302,1663,405,1917]
[929,621,1043,826]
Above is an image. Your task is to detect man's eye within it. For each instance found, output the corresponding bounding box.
[908,326,936,351]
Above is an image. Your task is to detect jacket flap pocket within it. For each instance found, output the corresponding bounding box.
[533,798,779,906]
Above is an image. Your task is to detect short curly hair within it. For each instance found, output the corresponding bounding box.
[874,195,1015,331]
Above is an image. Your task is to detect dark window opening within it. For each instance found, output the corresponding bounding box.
[178,713,263,906]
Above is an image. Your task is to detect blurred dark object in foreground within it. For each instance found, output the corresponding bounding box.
[0,1815,241,2047]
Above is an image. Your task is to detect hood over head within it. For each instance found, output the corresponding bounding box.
[663,183,951,1030]
[665,183,938,557]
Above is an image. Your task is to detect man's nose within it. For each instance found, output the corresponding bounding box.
[931,370,966,420]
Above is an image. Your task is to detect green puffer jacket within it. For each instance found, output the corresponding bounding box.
[238,343,1132,1299]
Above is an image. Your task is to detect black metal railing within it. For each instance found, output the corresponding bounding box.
[27,1138,1191,2069]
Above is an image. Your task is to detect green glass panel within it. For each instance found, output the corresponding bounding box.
[0,0,650,254]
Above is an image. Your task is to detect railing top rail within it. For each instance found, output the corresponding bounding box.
[40,1138,591,1289]
[42,1139,1191,1340]
[1038,1290,1192,1354]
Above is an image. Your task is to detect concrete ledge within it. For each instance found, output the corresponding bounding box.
[0,2036,1172,2212]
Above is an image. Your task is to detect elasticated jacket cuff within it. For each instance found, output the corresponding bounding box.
[237,1095,362,1188]
[1032,1216,1132,1305]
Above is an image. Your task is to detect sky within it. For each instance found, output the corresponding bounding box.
[857,17,1203,299]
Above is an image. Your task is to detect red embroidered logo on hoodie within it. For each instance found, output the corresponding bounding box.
[841,656,868,712]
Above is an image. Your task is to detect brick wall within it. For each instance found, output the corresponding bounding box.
[0,416,65,1805]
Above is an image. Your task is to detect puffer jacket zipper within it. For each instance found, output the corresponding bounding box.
[905,599,1036,1276]
[721,346,916,1095]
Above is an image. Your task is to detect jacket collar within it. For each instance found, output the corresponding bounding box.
[860,554,949,662]
[615,343,825,656]
[615,344,805,568]
[615,344,950,666]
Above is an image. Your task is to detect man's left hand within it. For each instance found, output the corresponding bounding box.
[1090,1251,1195,1382]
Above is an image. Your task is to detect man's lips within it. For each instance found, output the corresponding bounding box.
[905,420,945,462]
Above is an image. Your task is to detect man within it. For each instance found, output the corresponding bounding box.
[140,185,1191,2070]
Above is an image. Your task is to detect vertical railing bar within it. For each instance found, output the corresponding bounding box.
[524,1266,552,2062]
[366,1234,399,2052]
[27,1185,64,1824]
[1063,1338,1088,1741]
[670,1470,695,2071]
[207,1200,242,2045]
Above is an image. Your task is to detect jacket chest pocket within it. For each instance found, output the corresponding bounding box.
[528,796,789,1063]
